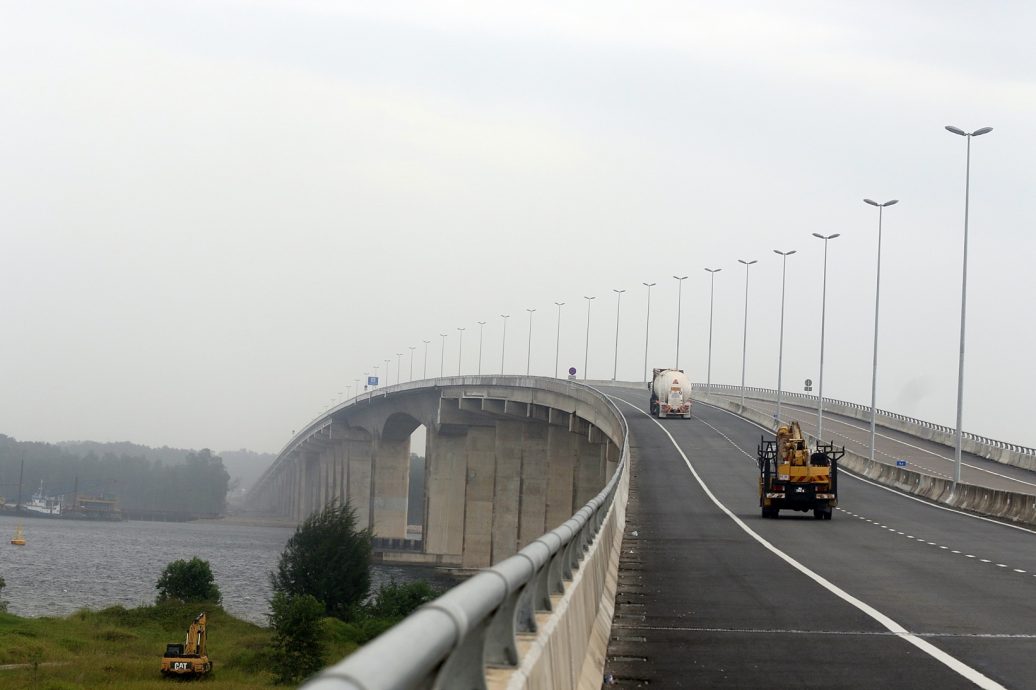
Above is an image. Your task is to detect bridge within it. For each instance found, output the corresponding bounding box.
[246,377,1036,689]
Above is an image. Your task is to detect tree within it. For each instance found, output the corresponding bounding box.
[156,557,222,604]
[270,501,372,620]
[0,574,7,612]
[268,592,326,684]
[366,580,440,620]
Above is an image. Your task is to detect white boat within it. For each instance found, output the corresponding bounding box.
[23,481,61,516]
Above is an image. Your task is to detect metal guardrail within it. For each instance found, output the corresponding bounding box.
[300,381,629,689]
[697,383,1036,457]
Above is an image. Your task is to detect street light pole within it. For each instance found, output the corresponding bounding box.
[946,124,993,485]
[477,321,486,375]
[583,296,595,380]
[396,353,403,384]
[863,197,899,463]
[737,260,757,409]
[812,233,840,441]
[554,302,565,378]
[409,346,416,381]
[704,268,721,394]
[612,288,626,381]
[642,282,655,383]
[773,250,796,425]
[439,333,447,377]
[457,327,465,376]
[674,275,688,369]
[525,308,536,375]
[385,358,391,386]
[500,314,509,374]
[422,340,430,379]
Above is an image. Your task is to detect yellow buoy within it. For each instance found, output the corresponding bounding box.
[10,523,26,545]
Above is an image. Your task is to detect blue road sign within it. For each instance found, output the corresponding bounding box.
[568,367,577,376]
[895,460,907,467]
[368,376,379,386]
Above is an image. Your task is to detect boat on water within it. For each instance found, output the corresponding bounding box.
[11,523,26,545]
[23,481,61,516]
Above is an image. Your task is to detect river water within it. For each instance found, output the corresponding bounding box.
[0,514,456,625]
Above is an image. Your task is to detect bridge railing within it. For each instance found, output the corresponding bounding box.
[697,383,1036,464]
[300,380,629,689]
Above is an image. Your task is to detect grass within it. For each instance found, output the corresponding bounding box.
[0,602,363,689]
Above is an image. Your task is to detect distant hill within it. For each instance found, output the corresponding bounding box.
[52,440,275,492]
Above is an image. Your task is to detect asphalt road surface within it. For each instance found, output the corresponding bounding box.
[709,393,1036,494]
[599,385,1036,689]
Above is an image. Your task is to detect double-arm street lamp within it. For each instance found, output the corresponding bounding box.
[642,282,655,383]
[612,289,626,380]
[704,268,721,394]
[583,296,595,379]
[439,334,447,377]
[811,234,840,440]
[945,124,993,484]
[773,250,796,424]
[674,275,688,369]
[500,314,510,374]
[525,308,536,375]
[737,260,757,409]
[477,321,486,375]
[457,327,465,376]
[554,302,565,378]
[863,198,899,463]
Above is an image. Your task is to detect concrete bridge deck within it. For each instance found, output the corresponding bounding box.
[602,384,1033,689]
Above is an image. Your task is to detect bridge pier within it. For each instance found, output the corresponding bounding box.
[250,380,619,570]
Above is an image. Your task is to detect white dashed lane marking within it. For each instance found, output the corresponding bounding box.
[835,506,1035,582]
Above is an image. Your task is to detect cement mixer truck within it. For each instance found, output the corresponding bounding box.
[648,368,692,419]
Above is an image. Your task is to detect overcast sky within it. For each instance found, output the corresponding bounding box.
[2,1,1034,455]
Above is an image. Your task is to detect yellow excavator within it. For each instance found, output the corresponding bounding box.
[161,612,212,677]
[758,421,843,520]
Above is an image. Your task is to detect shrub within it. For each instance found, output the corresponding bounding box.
[365,580,440,620]
[270,501,372,620]
[268,592,326,684]
[155,557,221,604]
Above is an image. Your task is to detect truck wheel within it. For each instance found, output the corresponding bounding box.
[813,508,824,520]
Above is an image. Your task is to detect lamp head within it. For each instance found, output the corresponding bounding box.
[945,125,967,136]
[973,126,993,136]
[864,198,879,207]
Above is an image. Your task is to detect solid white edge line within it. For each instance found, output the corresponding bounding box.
[612,395,1007,690]
[695,398,1036,538]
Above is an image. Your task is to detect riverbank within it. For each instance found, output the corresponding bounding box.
[0,602,358,688]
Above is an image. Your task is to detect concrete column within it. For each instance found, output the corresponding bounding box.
[605,440,619,484]
[295,454,305,522]
[335,441,349,506]
[574,434,607,508]
[346,438,374,530]
[491,420,524,563]
[372,434,411,539]
[424,426,468,557]
[545,426,578,531]
[517,421,549,549]
[318,447,331,511]
[462,426,497,568]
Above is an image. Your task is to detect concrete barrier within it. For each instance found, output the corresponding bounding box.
[698,384,1036,473]
[697,393,1036,529]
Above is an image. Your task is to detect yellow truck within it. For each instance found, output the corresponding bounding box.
[758,422,843,520]
[161,612,212,677]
